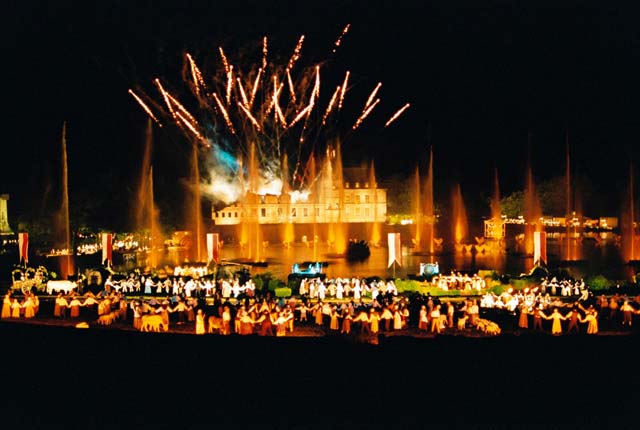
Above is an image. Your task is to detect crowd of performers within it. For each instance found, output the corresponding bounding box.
[103,274,258,299]
[0,286,481,336]
[298,277,398,301]
[3,271,640,337]
[431,272,487,291]
[480,282,640,335]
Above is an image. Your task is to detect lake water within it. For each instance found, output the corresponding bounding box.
[1,226,636,288]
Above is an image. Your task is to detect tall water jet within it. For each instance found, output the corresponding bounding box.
[281,154,294,247]
[187,141,204,262]
[147,166,161,268]
[563,135,582,261]
[309,154,319,260]
[424,146,435,255]
[484,167,505,254]
[369,161,381,246]
[241,142,263,262]
[325,142,346,254]
[58,122,73,279]
[451,183,468,246]
[490,168,502,226]
[412,166,422,250]
[622,163,639,262]
[523,146,542,256]
[134,119,162,269]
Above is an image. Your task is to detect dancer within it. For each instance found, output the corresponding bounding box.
[195,309,205,334]
[541,308,566,335]
[579,307,599,335]
[1,292,11,319]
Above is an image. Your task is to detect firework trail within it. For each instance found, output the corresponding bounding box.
[352,98,380,130]
[384,103,411,128]
[132,26,409,204]
[128,89,162,127]
[332,24,350,53]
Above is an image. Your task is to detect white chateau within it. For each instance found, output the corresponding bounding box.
[212,167,387,226]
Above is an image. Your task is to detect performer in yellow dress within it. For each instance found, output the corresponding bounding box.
[195,309,205,335]
[10,298,21,318]
[579,307,599,335]
[1,292,12,319]
[542,308,566,335]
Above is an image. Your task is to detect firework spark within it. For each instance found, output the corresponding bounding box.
[384,103,411,128]
[364,82,382,110]
[262,37,268,71]
[352,98,380,130]
[332,24,350,53]
[338,71,350,110]
[286,35,305,73]
[186,53,206,97]
[128,89,162,127]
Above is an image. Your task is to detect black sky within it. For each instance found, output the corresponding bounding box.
[2,0,640,228]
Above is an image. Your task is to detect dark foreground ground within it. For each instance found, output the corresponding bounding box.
[1,322,640,429]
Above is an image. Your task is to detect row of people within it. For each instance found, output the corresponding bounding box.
[298,277,398,300]
[431,272,486,291]
[1,292,40,319]
[540,277,588,297]
[104,274,257,298]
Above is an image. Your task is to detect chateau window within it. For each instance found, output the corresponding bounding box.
[303,207,308,217]
[234,212,238,218]
[260,208,266,217]
[221,213,225,218]
[365,194,370,203]
[365,208,370,217]
[356,208,360,216]
[315,207,320,217]
[355,195,360,203]
[345,195,351,203]
[277,207,283,217]
[291,208,297,217]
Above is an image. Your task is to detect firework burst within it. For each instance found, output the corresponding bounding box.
[131,25,410,204]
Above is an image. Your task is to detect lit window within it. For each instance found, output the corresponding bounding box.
[365,194,370,203]
[355,195,360,203]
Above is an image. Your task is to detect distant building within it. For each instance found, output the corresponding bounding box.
[212,166,387,225]
[0,194,14,235]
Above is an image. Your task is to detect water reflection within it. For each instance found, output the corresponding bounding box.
[129,233,634,282]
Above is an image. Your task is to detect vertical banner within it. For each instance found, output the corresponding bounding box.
[102,233,113,267]
[207,233,220,263]
[18,232,28,265]
[533,231,547,265]
[387,232,401,268]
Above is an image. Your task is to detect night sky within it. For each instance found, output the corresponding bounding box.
[3,0,640,229]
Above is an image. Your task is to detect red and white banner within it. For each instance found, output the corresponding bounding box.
[387,232,401,268]
[18,232,28,264]
[102,233,113,266]
[207,233,220,263]
[534,231,547,265]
